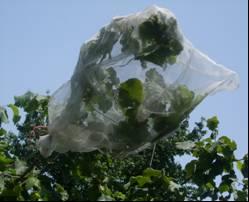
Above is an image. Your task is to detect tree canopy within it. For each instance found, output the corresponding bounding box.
[0,92,248,201]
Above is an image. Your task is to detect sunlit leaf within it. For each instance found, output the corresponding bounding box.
[15,159,28,175]
[219,183,230,193]
[207,116,219,131]
[118,78,144,108]
[169,181,181,192]
[25,177,40,190]
[143,168,161,177]
[176,141,195,150]
[131,176,151,187]
[55,183,69,201]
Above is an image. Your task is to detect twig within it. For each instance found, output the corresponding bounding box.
[0,173,20,178]
[149,143,157,168]
[118,57,134,67]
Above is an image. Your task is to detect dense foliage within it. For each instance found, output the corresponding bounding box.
[0,92,248,201]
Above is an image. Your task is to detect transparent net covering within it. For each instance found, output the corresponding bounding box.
[38,6,239,157]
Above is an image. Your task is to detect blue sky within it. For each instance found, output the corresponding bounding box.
[0,0,248,157]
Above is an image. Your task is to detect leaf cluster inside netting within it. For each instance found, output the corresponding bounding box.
[38,6,239,157]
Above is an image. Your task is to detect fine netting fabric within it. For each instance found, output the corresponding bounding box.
[38,5,239,157]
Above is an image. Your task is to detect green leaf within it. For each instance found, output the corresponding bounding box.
[98,194,114,201]
[55,183,69,201]
[162,176,170,187]
[0,106,8,124]
[138,15,183,66]
[25,177,40,190]
[118,78,144,118]
[237,161,243,171]
[0,155,14,165]
[234,190,248,201]
[100,184,112,196]
[241,154,248,178]
[206,182,215,190]
[131,176,151,187]
[167,55,177,65]
[172,85,195,113]
[0,128,6,136]
[218,136,237,152]
[98,97,113,113]
[169,181,181,192]
[112,191,126,200]
[185,160,197,179]
[8,104,21,124]
[207,116,219,131]
[14,91,35,107]
[35,95,48,101]
[219,183,230,193]
[0,143,8,151]
[0,176,5,194]
[0,187,20,200]
[143,168,161,177]
[120,26,139,54]
[119,78,144,106]
[176,141,195,150]
[15,159,28,175]
[106,67,120,86]
[145,68,166,88]
[5,168,16,176]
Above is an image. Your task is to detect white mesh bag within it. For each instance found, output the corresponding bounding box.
[38,6,239,157]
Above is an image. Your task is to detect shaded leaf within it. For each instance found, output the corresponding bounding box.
[241,154,248,178]
[0,106,8,124]
[234,190,248,201]
[8,104,21,124]
[185,160,197,179]
[14,91,35,107]
[0,155,13,165]
[0,176,5,194]
[145,68,166,88]
[0,143,8,151]
[0,128,6,136]
[118,78,144,118]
